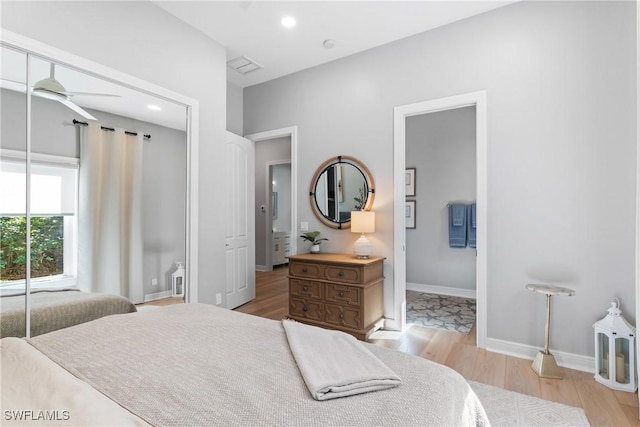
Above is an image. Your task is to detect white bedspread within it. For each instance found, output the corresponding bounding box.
[7,304,488,426]
[0,337,149,427]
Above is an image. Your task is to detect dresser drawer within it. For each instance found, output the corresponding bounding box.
[325,265,361,284]
[325,284,361,307]
[290,279,323,299]
[289,261,324,279]
[325,304,362,330]
[290,297,323,322]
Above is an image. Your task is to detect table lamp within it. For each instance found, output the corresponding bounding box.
[351,211,375,259]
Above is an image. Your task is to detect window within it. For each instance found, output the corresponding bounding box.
[0,151,78,288]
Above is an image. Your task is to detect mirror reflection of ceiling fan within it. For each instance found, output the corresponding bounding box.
[1,63,120,121]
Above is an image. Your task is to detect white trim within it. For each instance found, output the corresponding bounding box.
[406,282,476,299]
[143,290,172,303]
[486,337,594,374]
[0,149,79,167]
[0,275,77,290]
[392,91,488,351]
[245,126,299,259]
[1,30,200,305]
[255,265,268,272]
[185,104,199,304]
[635,0,640,409]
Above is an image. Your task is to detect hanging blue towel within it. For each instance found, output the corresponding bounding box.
[448,203,467,248]
[467,203,477,249]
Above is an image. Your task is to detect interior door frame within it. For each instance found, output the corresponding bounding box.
[1,29,201,307]
[245,126,299,264]
[392,91,488,348]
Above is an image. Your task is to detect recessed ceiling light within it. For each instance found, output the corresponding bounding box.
[281,16,296,28]
[147,104,162,111]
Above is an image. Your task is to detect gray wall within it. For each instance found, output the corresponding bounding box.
[1,89,187,300]
[244,1,637,358]
[227,81,243,135]
[406,107,476,292]
[254,136,291,268]
[2,1,228,306]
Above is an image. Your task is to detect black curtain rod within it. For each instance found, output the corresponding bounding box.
[73,119,151,139]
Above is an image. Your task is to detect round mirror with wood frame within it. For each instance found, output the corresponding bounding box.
[309,155,375,229]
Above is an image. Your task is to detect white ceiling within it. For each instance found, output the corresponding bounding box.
[2,1,515,129]
[154,1,515,88]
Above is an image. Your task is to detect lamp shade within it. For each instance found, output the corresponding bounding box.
[351,211,375,233]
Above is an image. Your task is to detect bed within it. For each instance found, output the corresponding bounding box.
[0,288,137,338]
[1,304,489,426]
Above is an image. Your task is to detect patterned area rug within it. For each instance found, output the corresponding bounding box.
[469,381,590,426]
[406,291,476,334]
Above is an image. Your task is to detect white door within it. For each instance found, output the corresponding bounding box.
[225,132,255,309]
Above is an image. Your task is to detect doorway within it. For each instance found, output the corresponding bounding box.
[245,127,298,272]
[405,106,477,332]
[269,162,292,268]
[393,91,487,348]
[405,106,476,299]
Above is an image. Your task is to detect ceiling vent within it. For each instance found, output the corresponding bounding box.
[227,56,263,75]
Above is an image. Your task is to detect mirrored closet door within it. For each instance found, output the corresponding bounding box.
[0,45,29,336]
[1,41,191,337]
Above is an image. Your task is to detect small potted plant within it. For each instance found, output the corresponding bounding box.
[300,231,328,253]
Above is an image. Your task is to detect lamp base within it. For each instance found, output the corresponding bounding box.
[531,351,563,379]
[353,234,373,259]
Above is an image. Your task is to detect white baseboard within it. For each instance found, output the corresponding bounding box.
[406,282,476,299]
[144,290,172,303]
[485,337,594,373]
[256,265,268,272]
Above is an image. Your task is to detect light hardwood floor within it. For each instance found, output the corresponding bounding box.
[141,267,639,426]
[235,267,640,427]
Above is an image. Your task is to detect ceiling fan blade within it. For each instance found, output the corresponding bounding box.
[65,91,121,98]
[58,98,97,121]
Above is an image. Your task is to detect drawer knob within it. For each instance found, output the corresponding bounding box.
[303,306,308,312]
[339,313,345,319]
[302,268,308,273]
[338,271,345,277]
[302,285,309,292]
[339,291,345,297]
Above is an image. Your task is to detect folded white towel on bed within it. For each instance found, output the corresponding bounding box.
[282,320,401,401]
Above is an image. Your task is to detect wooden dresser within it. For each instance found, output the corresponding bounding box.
[287,253,385,340]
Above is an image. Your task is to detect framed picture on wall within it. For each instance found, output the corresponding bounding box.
[405,200,416,229]
[405,168,416,197]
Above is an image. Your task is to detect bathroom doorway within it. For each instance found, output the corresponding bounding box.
[393,91,487,347]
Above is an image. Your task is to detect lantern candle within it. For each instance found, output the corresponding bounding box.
[616,354,625,383]
[171,262,186,297]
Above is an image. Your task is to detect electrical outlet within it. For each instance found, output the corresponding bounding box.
[216,293,222,305]
[300,222,309,232]
[151,278,158,286]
